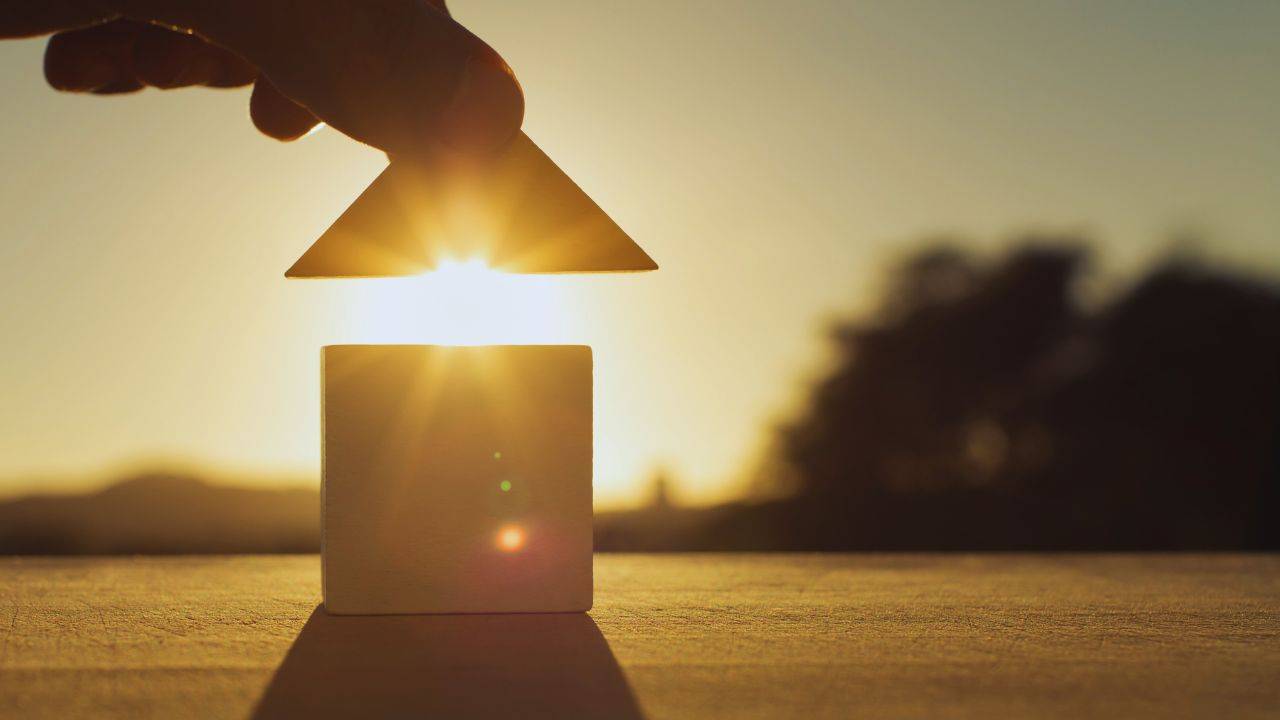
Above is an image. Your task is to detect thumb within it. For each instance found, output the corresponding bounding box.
[119,0,523,155]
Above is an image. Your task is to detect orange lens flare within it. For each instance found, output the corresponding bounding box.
[497,525,526,552]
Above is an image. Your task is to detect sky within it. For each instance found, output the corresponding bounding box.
[0,0,1277,507]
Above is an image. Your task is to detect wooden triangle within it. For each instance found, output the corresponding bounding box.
[286,133,656,277]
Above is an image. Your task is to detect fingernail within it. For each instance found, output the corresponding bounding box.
[435,46,524,153]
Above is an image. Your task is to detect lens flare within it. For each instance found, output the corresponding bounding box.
[497,525,525,552]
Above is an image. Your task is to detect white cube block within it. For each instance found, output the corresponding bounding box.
[321,344,593,615]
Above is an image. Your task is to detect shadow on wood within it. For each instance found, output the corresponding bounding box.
[251,606,644,719]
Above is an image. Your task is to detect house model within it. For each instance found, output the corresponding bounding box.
[287,132,656,615]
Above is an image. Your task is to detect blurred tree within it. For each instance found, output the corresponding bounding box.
[783,243,1083,499]
[755,240,1280,550]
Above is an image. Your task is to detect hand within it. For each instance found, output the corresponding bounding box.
[0,0,524,155]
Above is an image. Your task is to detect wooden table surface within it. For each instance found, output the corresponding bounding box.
[1,554,1278,719]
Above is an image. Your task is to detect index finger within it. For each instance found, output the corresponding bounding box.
[117,0,524,155]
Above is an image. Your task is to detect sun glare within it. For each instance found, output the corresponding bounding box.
[336,256,573,345]
[497,524,526,552]
[432,258,500,293]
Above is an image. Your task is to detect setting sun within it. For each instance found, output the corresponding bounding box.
[336,257,572,346]
[431,258,503,291]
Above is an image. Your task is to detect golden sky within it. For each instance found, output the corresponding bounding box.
[0,0,1278,507]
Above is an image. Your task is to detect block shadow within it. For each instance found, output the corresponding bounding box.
[251,606,644,719]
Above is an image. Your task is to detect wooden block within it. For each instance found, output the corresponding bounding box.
[321,345,593,615]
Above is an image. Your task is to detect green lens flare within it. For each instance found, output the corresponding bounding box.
[500,480,512,492]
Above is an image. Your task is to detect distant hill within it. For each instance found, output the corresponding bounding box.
[0,473,318,554]
[0,472,729,555]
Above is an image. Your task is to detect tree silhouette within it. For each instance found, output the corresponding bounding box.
[763,240,1280,550]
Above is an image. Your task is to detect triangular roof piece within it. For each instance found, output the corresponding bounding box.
[286,132,656,277]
